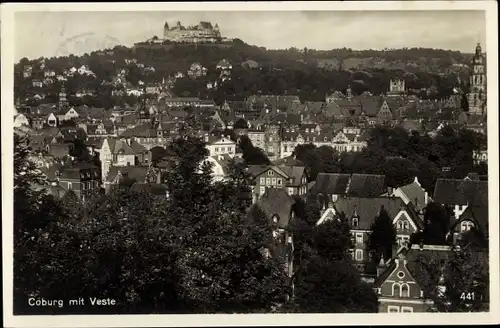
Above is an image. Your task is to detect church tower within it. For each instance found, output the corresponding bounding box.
[58,84,68,110]
[467,43,486,115]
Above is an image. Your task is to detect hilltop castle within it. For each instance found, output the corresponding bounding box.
[163,21,225,43]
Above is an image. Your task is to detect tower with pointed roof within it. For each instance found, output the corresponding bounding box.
[467,43,486,115]
[58,84,69,111]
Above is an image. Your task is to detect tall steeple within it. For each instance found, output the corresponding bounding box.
[467,42,486,115]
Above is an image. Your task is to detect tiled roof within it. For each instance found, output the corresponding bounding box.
[256,188,296,228]
[278,165,306,187]
[359,97,383,116]
[120,124,157,138]
[106,166,149,183]
[335,196,407,230]
[310,173,351,195]
[106,138,147,155]
[433,179,488,207]
[452,205,489,234]
[397,180,428,210]
[48,144,71,159]
[346,173,386,197]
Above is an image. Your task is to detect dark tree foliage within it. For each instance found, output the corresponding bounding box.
[233,118,249,129]
[14,135,290,314]
[367,208,397,262]
[238,135,271,165]
[287,201,378,313]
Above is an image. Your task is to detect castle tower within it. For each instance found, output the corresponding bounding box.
[467,43,486,115]
[163,21,169,40]
[346,85,352,99]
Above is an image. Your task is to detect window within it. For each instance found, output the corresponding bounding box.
[268,170,274,176]
[82,183,86,191]
[266,178,271,185]
[403,221,409,231]
[288,188,294,195]
[215,147,219,153]
[260,177,265,185]
[355,249,363,261]
[67,182,72,190]
[400,284,410,297]
[397,271,405,279]
[352,217,359,227]
[356,233,363,244]
[260,186,265,194]
[392,283,400,296]
[401,307,413,313]
[349,249,355,260]
[388,306,399,313]
[460,221,475,232]
[272,178,276,185]
[277,178,282,185]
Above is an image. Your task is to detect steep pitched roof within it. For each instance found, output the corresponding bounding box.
[106,166,149,183]
[452,205,489,234]
[346,174,386,197]
[334,196,406,230]
[278,165,306,186]
[310,173,351,195]
[397,179,428,210]
[433,179,488,207]
[256,188,296,228]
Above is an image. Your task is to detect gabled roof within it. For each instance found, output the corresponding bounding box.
[256,188,296,228]
[105,138,147,155]
[334,196,407,230]
[451,205,489,234]
[396,179,428,210]
[433,179,488,207]
[278,165,306,187]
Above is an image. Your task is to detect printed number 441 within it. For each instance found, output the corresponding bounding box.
[460,292,475,301]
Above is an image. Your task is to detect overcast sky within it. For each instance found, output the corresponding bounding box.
[14,10,486,61]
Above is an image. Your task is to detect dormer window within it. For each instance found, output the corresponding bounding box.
[352,217,359,227]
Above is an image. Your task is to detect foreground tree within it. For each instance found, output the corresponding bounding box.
[287,214,378,313]
[367,208,397,263]
[411,244,489,312]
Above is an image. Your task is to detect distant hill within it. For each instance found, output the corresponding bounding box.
[14,39,475,105]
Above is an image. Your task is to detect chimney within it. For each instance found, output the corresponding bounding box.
[414,176,420,186]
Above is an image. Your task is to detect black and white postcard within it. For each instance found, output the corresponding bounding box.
[2,1,499,327]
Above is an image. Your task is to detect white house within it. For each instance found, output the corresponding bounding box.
[204,154,231,183]
[14,113,30,128]
[63,107,80,121]
[47,113,58,127]
[205,136,236,158]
